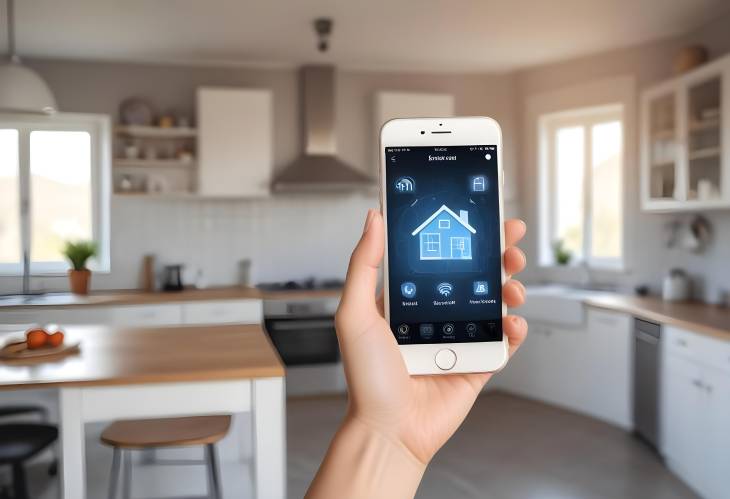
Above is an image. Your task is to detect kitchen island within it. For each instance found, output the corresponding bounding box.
[0,323,285,499]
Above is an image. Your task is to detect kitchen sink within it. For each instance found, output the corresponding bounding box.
[521,285,613,326]
[0,293,83,307]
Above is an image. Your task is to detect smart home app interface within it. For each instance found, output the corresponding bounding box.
[386,145,502,344]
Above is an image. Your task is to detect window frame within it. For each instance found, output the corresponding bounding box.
[0,112,111,275]
[539,104,624,270]
[438,219,450,229]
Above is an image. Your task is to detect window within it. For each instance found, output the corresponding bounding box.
[438,219,450,229]
[423,233,440,252]
[539,105,624,268]
[0,113,111,274]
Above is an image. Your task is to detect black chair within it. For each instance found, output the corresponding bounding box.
[0,424,58,499]
[0,406,57,476]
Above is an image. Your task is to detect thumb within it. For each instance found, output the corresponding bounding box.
[336,209,384,338]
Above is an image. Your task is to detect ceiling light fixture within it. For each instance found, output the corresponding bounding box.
[0,0,57,113]
[313,17,333,53]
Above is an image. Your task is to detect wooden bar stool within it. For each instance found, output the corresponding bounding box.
[100,415,231,499]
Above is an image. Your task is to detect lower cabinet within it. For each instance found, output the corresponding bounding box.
[0,300,262,327]
[182,299,262,325]
[495,307,632,429]
[661,326,730,499]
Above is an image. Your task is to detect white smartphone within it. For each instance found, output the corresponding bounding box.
[379,117,508,375]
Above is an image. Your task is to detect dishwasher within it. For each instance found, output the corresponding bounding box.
[633,318,662,449]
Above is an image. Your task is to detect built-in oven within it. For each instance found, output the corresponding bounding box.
[261,289,346,396]
[264,316,339,365]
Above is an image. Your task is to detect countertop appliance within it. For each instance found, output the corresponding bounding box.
[260,279,345,396]
[662,268,690,302]
[634,318,662,449]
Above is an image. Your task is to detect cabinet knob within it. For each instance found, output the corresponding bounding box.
[676,339,688,347]
[692,379,704,389]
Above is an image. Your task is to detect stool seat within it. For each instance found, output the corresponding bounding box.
[0,424,58,465]
[101,415,231,449]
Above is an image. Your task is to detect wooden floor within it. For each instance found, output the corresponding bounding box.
[287,391,699,499]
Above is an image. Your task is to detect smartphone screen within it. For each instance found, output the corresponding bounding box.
[385,145,502,345]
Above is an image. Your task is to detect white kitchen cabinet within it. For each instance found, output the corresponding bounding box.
[640,53,730,211]
[496,307,632,429]
[197,87,273,197]
[583,308,633,428]
[661,325,730,499]
[103,304,183,327]
[182,299,262,325]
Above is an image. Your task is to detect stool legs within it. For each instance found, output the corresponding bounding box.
[108,444,223,499]
[205,443,222,499]
[108,448,121,499]
[11,462,28,499]
[122,450,132,499]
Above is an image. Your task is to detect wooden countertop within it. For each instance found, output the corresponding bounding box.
[0,286,265,310]
[0,324,285,390]
[585,294,730,341]
[0,286,343,310]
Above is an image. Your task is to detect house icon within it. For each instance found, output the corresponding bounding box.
[411,205,476,260]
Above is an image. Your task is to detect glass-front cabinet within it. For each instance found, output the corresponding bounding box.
[641,54,730,212]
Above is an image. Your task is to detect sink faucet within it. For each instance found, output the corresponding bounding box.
[580,259,593,289]
[22,248,31,295]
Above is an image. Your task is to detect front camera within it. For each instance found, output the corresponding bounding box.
[420,131,425,135]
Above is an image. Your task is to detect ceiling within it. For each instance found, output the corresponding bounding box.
[3,0,729,72]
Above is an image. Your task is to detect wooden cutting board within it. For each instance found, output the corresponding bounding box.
[0,339,81,361]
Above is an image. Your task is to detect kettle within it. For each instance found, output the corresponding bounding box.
[662,268,690,302]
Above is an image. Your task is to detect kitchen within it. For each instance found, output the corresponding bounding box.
[0,1,729,498]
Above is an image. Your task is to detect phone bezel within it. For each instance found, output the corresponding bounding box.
[379,116,508,375]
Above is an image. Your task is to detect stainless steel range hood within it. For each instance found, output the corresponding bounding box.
[272,65,374,192]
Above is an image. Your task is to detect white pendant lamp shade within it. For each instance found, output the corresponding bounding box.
[0,59,57,114]
[1,0,57,114]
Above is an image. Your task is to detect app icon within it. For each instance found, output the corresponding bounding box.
[419,323,434,340]
[436,282,454,297]
[411,205,475,261]
[473,281,489,295]
[397,324,409,335]
[401,282,417,299]
[470,175,488,192]
[466,322,478,335]
[395,176,415,193]
[442,323,455,335]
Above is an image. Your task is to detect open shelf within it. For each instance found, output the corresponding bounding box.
[115,125,197,138]
[113,159,196,169]
[688,147,721,161]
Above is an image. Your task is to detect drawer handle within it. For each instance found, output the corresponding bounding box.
[692,379,704,389]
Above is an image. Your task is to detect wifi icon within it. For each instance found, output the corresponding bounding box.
[437,282,454,297]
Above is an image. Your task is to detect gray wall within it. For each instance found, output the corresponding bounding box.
[515,11,730,302]
[0,60,519,292]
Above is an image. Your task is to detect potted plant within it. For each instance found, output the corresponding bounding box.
[62,241,98,295]
[552,239,573,266]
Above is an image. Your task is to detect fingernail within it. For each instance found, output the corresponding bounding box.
[363,209,375,234]
[512,316,526,328]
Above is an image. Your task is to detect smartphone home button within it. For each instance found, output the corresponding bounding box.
[434,349,457,371]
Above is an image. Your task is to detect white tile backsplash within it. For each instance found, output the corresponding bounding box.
[0,194,379,294]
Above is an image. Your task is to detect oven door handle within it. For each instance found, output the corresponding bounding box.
[267,319,335,331]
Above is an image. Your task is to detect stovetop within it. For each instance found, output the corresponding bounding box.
[257,278,345,292]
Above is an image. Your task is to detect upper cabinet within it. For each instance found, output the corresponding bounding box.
[197,87,273,197]
[641,54,730,212]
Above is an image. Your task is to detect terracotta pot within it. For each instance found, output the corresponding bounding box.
[68,269,91,295]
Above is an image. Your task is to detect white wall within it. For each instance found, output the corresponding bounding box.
[515,10,730,302]
[0,60,518,293]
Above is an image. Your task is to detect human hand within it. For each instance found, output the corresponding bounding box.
[335,209,527,466]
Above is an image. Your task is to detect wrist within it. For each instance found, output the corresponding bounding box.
[341,415,428,471]
[305,416,425,499]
